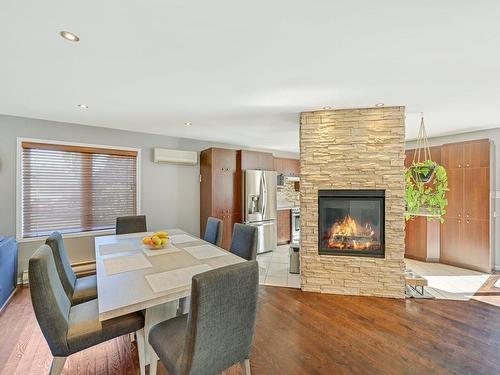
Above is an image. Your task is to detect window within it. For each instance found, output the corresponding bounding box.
[18,140,140,239]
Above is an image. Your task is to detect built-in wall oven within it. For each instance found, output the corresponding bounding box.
[291,207,300,241]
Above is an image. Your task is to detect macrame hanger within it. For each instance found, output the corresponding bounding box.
[412,113,432,164]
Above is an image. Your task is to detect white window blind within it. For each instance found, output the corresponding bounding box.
[21,142,138,238]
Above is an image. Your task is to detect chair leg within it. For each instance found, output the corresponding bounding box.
[149,349,159,375]
[49,357,66,375]
[135,329,146,375]
[240,359,251,375]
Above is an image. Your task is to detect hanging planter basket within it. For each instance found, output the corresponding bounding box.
[405,115,449,222]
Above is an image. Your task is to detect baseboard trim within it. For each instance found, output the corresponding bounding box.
[18,260,96,286]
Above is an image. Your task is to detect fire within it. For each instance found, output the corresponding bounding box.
[327,215,377,250]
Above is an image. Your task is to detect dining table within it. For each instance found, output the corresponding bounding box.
[94,228,246,368]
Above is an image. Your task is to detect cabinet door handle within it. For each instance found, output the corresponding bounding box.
[458,213,461,217]
[458,164,462,168]
[466,214,469,218]
[466,163,470,167]
[466,220,470,224]
[458,219,462,224]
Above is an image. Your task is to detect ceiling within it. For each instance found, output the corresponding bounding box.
[1,1,500,153]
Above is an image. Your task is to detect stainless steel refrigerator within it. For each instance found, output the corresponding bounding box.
[243,170,277,254]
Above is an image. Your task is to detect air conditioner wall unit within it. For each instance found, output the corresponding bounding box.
[153,148,198,165]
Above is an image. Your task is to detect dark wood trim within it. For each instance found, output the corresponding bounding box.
[22,141,138,157]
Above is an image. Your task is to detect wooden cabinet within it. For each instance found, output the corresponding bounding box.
[200,148,240,250]
[238,150,274,171]
[274,157,300,176]
[277,209,291,245]
[440,139,492,272]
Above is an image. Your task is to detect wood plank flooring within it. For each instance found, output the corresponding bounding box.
[1,286,499,375]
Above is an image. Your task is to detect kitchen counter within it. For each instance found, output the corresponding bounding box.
[277,203,297,210]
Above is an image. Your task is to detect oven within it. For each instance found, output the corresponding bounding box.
[291,207,300,241]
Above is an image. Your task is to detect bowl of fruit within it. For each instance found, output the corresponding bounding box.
[142,231,169,250]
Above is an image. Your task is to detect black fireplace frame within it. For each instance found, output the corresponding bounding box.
[318,189,385,258]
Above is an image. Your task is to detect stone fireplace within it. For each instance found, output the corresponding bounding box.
[300,106,406,298]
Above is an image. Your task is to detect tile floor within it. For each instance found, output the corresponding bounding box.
[257,245,301,288]
[405,258,491,301]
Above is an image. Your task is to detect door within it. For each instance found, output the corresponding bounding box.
[277,209,291,244]
[262,170,277,221]
[444,168,464,219]
[440,217,464,264]
[462,219,490,272]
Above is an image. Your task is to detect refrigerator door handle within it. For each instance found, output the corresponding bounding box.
[262,172,267,217]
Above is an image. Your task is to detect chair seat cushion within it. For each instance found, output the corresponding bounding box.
[72,275,98,305]
[67,299,144,354]
[149,314,188,374]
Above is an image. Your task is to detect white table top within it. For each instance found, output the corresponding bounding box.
[95,229,245,321]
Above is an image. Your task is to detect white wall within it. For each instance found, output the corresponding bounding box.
[0,114,298,278]
[406,128,500,270]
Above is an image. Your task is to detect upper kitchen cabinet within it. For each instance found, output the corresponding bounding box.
[200,148,240,250]
[274,157,300,176]
[237,150,274,171]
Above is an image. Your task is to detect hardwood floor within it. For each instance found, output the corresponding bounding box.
[1,286,499,375]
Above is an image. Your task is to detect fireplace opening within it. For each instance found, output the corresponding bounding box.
[318,190,385,257]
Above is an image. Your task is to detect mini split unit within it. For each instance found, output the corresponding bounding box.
[153,148,198,165]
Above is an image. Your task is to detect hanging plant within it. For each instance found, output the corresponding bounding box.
[405,115,449,222]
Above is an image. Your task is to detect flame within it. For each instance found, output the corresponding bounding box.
[326,215,377,250]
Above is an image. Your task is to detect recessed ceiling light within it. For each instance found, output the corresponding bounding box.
[184,122,192,126]
[60,31,80,42]
[323,106,332,110]
[375,103,385,107]
[77,104,88,109]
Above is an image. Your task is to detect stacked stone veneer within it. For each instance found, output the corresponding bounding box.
[299,106,406,298]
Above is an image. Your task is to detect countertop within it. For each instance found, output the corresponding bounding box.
[277,203,298,210]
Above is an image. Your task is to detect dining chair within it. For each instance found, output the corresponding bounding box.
[204,216,223,247]
[45,232,97,305]
[230,223,258,261]
[29,245,146,375]
[116,215,147,235]
[148,261,259,375]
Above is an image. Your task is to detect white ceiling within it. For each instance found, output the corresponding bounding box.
[1,1,500,153]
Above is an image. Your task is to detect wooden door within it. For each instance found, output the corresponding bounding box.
[464,167,489,221]
[444,168,464,219]
[289,159,300,176]
[462,219,490,272]
[464,140,489,168]
[441,143,464,169]
[404,217,427,261]
[277,209,291,245]
[440,217,464,265]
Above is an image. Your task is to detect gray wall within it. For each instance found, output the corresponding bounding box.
[0,115,298,278]
[406,128,499,270]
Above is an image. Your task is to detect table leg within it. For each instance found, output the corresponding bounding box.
[143,301,178,365]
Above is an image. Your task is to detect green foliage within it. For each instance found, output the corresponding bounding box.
[405,160,449,223]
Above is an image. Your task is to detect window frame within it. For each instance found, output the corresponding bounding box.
[16,137,142,242]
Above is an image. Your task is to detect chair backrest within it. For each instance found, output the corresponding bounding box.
[230,223,258,261]
[29,244,71,357]
[116,215,147,235]
[45,232,76,299]
[179,261,259,375]
[204,217,223,247]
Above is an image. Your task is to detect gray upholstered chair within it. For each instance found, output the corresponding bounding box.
[230,223,258,261]
[29,245,146,375]
[115,215,147,235]
[204,216,223,247]
[149,261,259,375]
[45,232,97,305]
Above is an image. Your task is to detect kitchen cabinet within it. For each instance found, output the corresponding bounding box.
[238,150,274,171]
[277,209,291,245]
[274,157,300,176]
[440,139,493,273]
[200,148,240,250]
